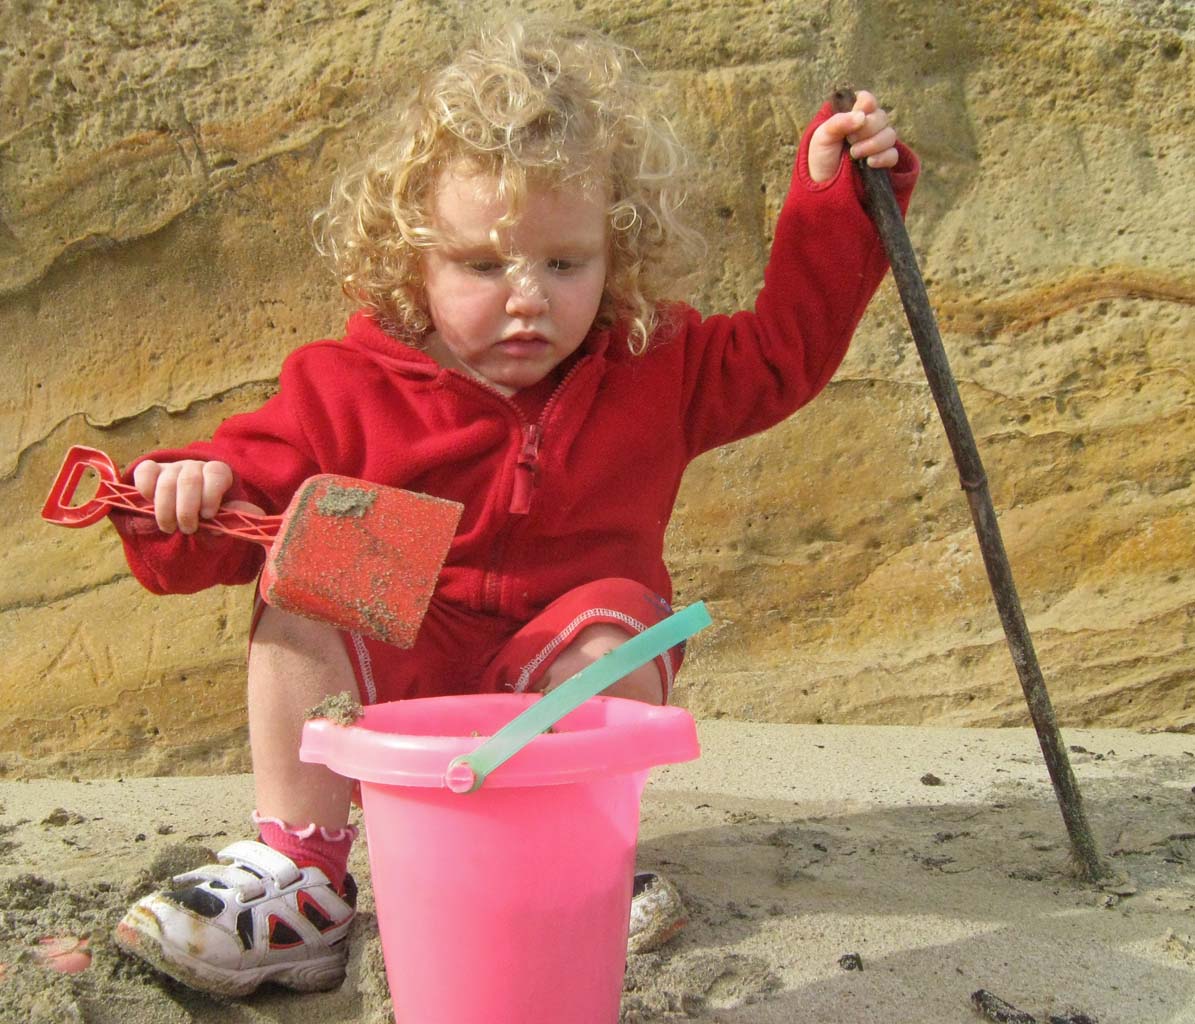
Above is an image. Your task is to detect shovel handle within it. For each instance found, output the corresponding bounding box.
[41,445,281,544]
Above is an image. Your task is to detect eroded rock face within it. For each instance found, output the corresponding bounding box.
[3,0,1192,775]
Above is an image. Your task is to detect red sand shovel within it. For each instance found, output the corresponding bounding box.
[42,445,463,648]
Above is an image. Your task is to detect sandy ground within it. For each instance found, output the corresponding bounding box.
[1,720,1193,1023]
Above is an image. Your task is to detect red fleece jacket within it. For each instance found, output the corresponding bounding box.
[115,109,918,625]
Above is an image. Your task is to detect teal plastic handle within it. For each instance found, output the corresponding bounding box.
[444,602,712,793]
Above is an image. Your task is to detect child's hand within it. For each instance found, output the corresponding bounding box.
[807,90,898,184]
[132,459,257,534]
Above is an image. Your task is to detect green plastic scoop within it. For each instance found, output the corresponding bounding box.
[444,602,712,793]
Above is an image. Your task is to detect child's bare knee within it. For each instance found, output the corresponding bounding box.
[253,606,338,650]
[541,623,665,705]
[249,606,352,684]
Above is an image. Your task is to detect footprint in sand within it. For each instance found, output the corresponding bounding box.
[623,950,780,1019]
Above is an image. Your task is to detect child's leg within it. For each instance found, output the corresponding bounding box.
[478,577,682,702]
[113,605,360,997]
[248,605,357,830]
[535,622,665,704]
[246,605,359,893]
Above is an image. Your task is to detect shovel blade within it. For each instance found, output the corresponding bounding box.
[261,476,463,648]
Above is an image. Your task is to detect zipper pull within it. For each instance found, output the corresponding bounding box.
[510,423,542,514]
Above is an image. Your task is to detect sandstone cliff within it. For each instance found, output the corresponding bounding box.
[3,0,1192,776]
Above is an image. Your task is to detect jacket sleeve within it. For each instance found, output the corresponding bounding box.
[112,347,330,595]
[677,102,920,458]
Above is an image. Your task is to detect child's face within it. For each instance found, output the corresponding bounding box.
[421,166,608,395]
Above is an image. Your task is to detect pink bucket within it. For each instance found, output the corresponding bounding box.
[301,693,700,1023]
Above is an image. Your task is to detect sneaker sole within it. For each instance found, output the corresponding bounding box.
[114,904,347,998]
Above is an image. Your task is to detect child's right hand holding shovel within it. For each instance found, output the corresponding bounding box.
[132,459,262,535]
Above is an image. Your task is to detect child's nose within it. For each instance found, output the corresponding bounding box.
[505,271,549,317]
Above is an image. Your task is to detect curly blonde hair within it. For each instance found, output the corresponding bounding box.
[314,18,696,353]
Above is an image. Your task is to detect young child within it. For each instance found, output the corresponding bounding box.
[110,17,917,998]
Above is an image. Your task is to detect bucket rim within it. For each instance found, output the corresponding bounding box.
[300,693,700,789]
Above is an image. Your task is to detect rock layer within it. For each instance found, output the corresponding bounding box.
[3,0,1192,776]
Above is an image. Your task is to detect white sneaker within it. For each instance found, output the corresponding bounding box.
[114,839,356,997]
[628,871,686,954]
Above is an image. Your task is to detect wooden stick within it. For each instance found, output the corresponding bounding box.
[830,89,1107,882]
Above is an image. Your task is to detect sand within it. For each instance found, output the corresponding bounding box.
[1,720,1193,1023]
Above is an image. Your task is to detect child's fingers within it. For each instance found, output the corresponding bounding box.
[846,107,891,144]
[172,461,220,534]
[816,109,868,146]
[132,458,235,533]
[848,125,899,162]
[224,498,267,517]
[850,89,879,116]
[199,461,234,520]
[171,463,204,534]
[809,90,896,184]
[150,464,180,533]
[821,93,890,145]
[861,146,900,170]
[134,460,183,533]
[131,460,162,503]
[148,460,207,534]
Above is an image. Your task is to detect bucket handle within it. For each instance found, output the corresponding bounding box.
[444,602,712,794]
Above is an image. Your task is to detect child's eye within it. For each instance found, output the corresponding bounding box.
[464,259,505,274]
[547,258,578,273]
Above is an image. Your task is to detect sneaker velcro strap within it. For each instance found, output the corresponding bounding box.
[218,840,305,889]
[170,863,265,896]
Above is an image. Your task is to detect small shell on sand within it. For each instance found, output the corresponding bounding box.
[33,935,91,975]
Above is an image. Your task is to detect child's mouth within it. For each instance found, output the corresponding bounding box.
[497,335,550,357]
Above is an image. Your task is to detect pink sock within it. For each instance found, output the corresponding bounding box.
[253,811,357,893]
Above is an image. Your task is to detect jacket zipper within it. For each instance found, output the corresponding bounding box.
[503,356,586,515]
[509,423,542,515]
[477,356,589,612]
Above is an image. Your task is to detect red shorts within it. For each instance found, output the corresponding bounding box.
[251,577,684,705]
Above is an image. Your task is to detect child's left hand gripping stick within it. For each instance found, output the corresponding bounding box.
[41,445,464,648]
